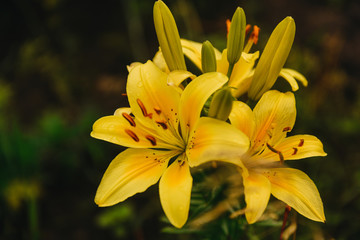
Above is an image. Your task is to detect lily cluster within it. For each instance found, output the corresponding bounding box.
[91,0,326,229]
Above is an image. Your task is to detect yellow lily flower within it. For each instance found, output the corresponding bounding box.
[91,60,249,228]
[229,90,327,224]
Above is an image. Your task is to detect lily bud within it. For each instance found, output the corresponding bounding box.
[153,0,186,71]
[227,7,246,66]
[248,17,295,100]
[201,41,217,73]
[208,87,234,121]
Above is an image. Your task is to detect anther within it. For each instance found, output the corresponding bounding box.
[122,112,136,127]
[245,24,251,35]
[156,121,168,130]
[137,99,153,119]
[249,25,260,44]
[292,147,298,155]
[226,19,231,36]
[154,107,162,115]
[298,139,304,147]
[125,129,139,142]
[282,127,291,132]
[145,135,157,146]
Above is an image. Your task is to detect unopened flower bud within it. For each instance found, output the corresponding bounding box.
[248,17,295,100]
[201,41,217,73]
[227,7,246,66]
[208,87,234,121]
[153,0,186,71]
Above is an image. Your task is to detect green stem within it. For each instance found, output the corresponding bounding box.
[227,63,234,79]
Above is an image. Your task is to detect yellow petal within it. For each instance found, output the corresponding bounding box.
[181,39,222,71]
[127,62,142,72]
[248,17,296,100]
[126,61,184,148]
[251,90,296,153]
[229,101,255,138]
[179,72,228,140]
[159,157,192,228]
[280,68,308,91]
[167,70,196,88]
[260,135,327,161]
[266,168,325,222]
[229,51,259,97]
[153,50,170,73]
[187,117,249,167]
[216,50,229,75]
[243,172,271,224]
[95,148,176,207]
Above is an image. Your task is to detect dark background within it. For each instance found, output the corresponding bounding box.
[1,0,359,239]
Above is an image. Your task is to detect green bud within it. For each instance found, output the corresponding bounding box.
[201,41,217,73]
[248,17,295,100]
[227,7,246,66]
[153,0,186,71]
[208,87,234,121]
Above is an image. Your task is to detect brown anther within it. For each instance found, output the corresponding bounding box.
[121,93,127,96]
[122,112,136,127]
[125,129,139,142]
[266,143,284,164]
[249,25,260,45]
[145,135,157,146]
[154,107,162,115]
[292,147,298,155]
[137,99,153,119]
[282,126,291,132]
[298,139,304,147]
[245,24,251,35]
[156,121,168,130]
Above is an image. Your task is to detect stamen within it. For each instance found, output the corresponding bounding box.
[298,139,304,147]
[121,93,127,96]
[145,135,157,146]
[249,25,260,44]
[125,129,139,142]
[154,107,162,115]
[292,147,298,155]
[137,99,153,119]
[156,121,168,130]
[282,127,291,132]
[122,112,136,127]
[266,143,284,164]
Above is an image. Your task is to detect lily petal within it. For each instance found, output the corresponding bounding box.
[126,61,184,148]
[167,70,196,88]
[91,109,180,149]
[229,101,255,138]
[187,117,249,167]
[229,51,259,97]
[243,172,271,224]
[266,168,326,222]
[260,135,327,161]
[179,72,228,140]
[251,90,296,152]
[159,156,192,228]
[153,50,170,73]
[280,68,308,90]
[95,148,176,206]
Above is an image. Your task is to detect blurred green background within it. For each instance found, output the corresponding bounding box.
[1,0,359,239]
